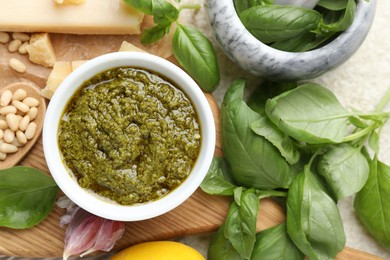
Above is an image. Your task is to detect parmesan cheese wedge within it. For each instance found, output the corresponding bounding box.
[26,33,57,68]
[41,61,72,99]
[53,0,86,5]
[0,0,144,35]
[119,41,147,53]
[71,60,87,71]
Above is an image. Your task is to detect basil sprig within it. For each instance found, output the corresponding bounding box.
[123,0,220,92]
[0,166,58,229]
[235,0,357,52]
[201,80,390,259]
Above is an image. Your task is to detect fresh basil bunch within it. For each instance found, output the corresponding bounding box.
[123,0,220,92]
[201,79,390,259]
[235,0,356,52]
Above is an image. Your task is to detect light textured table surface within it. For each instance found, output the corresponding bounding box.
[2,0,390,259]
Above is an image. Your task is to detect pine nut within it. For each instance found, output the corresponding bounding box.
[4,129,15,143]
[0,120,8,130]
[6,114,19,132]
[0,106,17,115]
[18,42,29,55]
[23,97,40,107]
[0,152,6,160]
[0,143,18,153]
[12,32,30,42]
[0,129,3,139]
[25,122,37,140]
[27,107,38,120]
[12,89,27,101]
[16,130,27,145]
[9,58,26,73]
[12,100,30,113]
[12,138,23,147]
[8,39,22,52]
[19,115,30,131]
[0,32,10,44]
[16,114,22,122]
[0,90,12,106]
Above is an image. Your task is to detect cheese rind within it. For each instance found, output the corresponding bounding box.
[0,0,144,35]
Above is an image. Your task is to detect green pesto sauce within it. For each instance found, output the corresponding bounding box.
[58,67,201,205]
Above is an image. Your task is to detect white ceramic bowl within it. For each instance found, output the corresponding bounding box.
[43,52,216,221]
[206,0,377,80]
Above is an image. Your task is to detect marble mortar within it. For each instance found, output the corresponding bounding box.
[206,0,377,80]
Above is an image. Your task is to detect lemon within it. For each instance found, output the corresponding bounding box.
[110,241,205,260]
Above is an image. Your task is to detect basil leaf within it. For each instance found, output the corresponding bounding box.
[287,165,346,259]
[240,5,322,43]
[234,0,254,15]
[368,130,380,154]
[251,223,304,260]
[0,166,58,229]
[251,116,300,165]
[319,0,356,33]
[208,222,242,260]
[247,81,298,115]
[208,189,259,260]
[271,32,316,52]
[349,116,369,129]
[172,24,220,92]
[200,156,237,196]
[141,24,171,45]
[152,0,179,26]
[234,0,272,15]
[317,0,349,11]
[221,79,296,189]
[354,156,390,249]
[234,187,244,206]
[122,0,153,15]
[224,190,259,259]
[317,144,369,201]
[265,83,349,144]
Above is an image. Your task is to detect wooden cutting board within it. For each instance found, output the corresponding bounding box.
[0,91,382,259]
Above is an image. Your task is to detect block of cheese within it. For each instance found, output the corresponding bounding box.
[53,0,86,5]
[119,41,147,53]
[71,60,87,71]
[41,61,72,99]
[26,33,57,67]
[0,0,144,35]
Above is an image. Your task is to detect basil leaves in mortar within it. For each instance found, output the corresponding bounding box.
[235,0,357,52]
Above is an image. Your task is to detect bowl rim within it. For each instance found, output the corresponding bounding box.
[43,52,216,221]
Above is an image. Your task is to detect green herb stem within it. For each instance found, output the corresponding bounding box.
[256,190,288,199]
[178,4,201,12]
[343,123,378,142]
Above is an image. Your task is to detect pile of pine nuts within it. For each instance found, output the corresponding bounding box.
[0,31,30,73]
[0,88,39,160]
